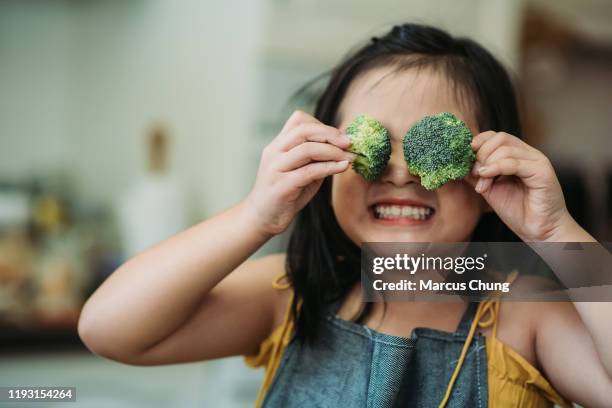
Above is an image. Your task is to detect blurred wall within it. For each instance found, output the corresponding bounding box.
[10,2,608,407]
[0,2,74,180]
[0,0,263,218]
[1,0,526,223]
[260,0,523,69]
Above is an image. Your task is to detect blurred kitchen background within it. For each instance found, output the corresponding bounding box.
[1,0,611,407]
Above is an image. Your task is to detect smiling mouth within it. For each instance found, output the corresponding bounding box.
[370,204,435,222]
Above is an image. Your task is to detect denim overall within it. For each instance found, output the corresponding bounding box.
[261,301,487,407]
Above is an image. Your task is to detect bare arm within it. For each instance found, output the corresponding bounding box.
[535,301,612,407]
[470,131,612,404]
[532,220,612,406]
[78,202,275,364]
[78,110,353,365]
[105,253,291,366]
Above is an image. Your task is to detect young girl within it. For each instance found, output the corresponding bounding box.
[78,24,612,407]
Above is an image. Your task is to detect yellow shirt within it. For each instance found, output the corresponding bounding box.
[244,273,572,408]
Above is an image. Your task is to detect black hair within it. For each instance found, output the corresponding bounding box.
[286,23,522,345]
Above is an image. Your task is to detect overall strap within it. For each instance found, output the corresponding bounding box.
[253,273,299,408]
[474,270,520,338]
[437,270,520,408]
[455,301,479,336]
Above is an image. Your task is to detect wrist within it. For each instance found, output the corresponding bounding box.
[544,211,594,242]
[237,196,276,242]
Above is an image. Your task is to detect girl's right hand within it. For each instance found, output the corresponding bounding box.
[244,110,355,236]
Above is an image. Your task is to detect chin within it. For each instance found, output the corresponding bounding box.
[371,232,434,243]
[352,218,468,243]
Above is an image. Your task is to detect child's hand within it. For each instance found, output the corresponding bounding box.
[244,111,355,236]
[469,131,574,242]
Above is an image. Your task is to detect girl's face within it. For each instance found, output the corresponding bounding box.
[332,65,487,244]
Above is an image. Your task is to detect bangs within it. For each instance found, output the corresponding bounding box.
[352,54,484,132]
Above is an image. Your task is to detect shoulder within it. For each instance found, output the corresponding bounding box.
[222,253,286,295]
[242,252,286,275]
[217,253,291,335]
[503,274,579,324]
[494,274,579,369]
[491,275,548,367]
[238,253,294,332]
[507,273,565,296]
[493,302,538,365]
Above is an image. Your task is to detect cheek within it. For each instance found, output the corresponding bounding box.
[438,182,485,235]
[331,172,369,238]
[331,171,367,208]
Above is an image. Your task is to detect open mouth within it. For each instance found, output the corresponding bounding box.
[369,203,435,223]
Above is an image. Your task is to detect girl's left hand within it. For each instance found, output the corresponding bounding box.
[469,131,573,242]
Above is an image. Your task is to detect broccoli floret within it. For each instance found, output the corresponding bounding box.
[403,112,476,190]
[345,114,391,181]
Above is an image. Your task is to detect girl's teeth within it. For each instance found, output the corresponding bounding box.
[373,205,432,220]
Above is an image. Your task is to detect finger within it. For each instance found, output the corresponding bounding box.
[477,158,539,180]
[475,177,494,194]
[471,161,483,177]
[472,145,537,177]
[276,142,356,172]
[284,160,350,188]
[277,123,350,152]
[279,110,319,134]
[484,145,539,167]
[472,145,538,177]
[474,132,532,164]
[471,131,497,150]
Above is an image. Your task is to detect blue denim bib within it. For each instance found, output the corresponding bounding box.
[261,301,487,407]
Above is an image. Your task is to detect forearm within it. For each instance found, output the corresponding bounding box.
[78,200,271,356]
[534,215,612,378]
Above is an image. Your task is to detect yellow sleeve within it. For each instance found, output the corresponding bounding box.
[243,328,281,368]
[483,271,572,408]
[486,336,573,408]
[243,273,294,367]
[243,273,297,407]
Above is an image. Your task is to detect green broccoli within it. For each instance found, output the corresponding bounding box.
[403,112,476,190]
[345,114,392,181]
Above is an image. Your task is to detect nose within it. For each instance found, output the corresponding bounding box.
[379,138,420,187]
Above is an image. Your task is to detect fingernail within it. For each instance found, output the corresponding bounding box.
[471,163,480,176]
[478,166,489,175]
[475,178,484,193]
[345,153,358,162]
[338,160,349,167]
